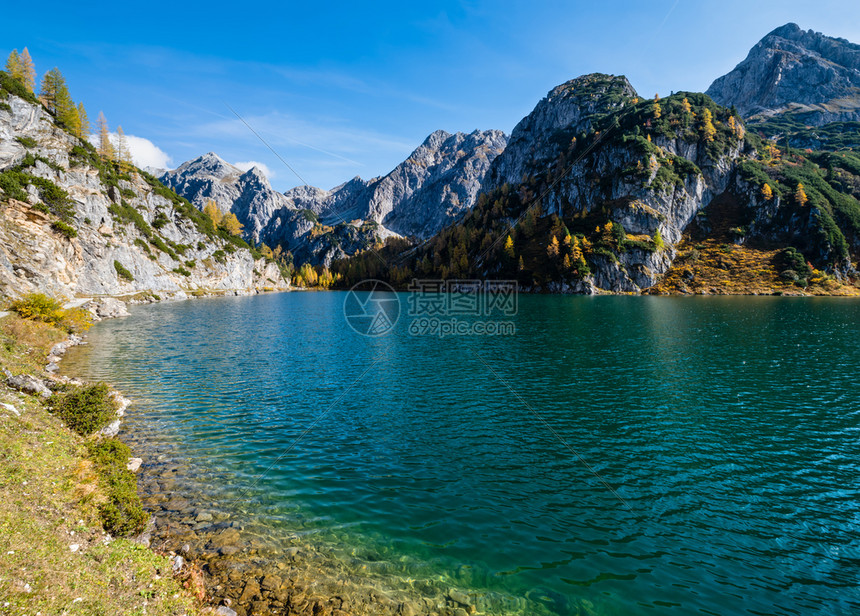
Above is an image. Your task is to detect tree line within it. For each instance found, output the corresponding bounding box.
[5,47,132,168]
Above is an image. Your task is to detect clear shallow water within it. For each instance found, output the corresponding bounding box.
[64,293,860,615]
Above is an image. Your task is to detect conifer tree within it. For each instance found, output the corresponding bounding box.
[653,227,664,250]
[653,102,661,119]
[76,103,89,139]
[547,235,560,259]
[5,50,21,80]
[504,234,515,258]
[701,108,717,142]
[203,199,222,226]
[116,125,132,170]
[220,212,244,236]
[681,97,692,114]
[40,68,76,127]
[97,112,114,161]
[761,183,773,201]
[795,183,808,207]
[18,48,35,93]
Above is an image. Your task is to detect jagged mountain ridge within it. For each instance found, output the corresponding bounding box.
[706,23,860,125]
[332,71,860,295]
[162,129,507,264]
[159,153,295,244]
[0,82,287,300]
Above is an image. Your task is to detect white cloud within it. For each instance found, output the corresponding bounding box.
[87,132,173,170]
[232,161,274,179]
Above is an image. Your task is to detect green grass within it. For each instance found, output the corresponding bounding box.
[0,315,200,615]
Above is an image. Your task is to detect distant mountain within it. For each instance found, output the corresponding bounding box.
[706,23,860,125]
[163,129,507,264]
[159,153,294,244]
[313,129,508,239]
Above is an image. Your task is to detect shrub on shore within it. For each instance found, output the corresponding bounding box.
[8,292,92,333]
[49,383,117,436]
[86,438,148,537]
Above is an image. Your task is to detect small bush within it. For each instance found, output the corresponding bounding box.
[15,135,37,148]
[0,101,11,113]
[114,260,134,282]
[151,211,170,230]
[120,187,136,199]
[10,293,65,324]
[51,220,77,238]
[86,438,148,537]
[50,383,118,436]
[172,267,191,277]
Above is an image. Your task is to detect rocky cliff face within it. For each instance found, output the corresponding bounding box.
[488,76,745,292]
[316,129,508,238]
[706,23,860,124]
[486,74,637,190]
[0,91,287,300]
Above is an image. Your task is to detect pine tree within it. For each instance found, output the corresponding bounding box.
[75,103,89,139]
[795,183,808,207]
[220,212,244,236]
[203,199,223,226]
[653,102,661,119]
[653,227,664,250]
[761,183,773,201]
[701,108,716,142]
[97,112,114,161]
[518,256,525,271]
[18,48,35,93]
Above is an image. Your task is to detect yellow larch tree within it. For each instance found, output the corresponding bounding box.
[203,199,223,226]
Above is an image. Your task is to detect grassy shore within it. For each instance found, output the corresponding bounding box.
[0,314,202,615]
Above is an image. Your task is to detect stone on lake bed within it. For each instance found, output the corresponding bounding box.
[448,590,471,606]
[196,512,214,522]
[127,457,142,472]
[260,574,282,591]
[215,607,238,616]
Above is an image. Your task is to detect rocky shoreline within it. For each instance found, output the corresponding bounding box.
[55,297,569,616]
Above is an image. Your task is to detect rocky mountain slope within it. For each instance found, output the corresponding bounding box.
[0,74,288,301]
[159,153,295,244]
[306,129,507,237]
[162,129,506,265]
[706,23,860,125]
[333,72,860,295]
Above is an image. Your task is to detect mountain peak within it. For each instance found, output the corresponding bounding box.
[767,22,803,39]
[706,24,860,123]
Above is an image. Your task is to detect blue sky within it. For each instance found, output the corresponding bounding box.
[3,1,859,191]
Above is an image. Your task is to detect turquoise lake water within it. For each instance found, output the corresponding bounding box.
[63,293,860,615]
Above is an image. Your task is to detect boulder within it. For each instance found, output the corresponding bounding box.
[6,374,51,398]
